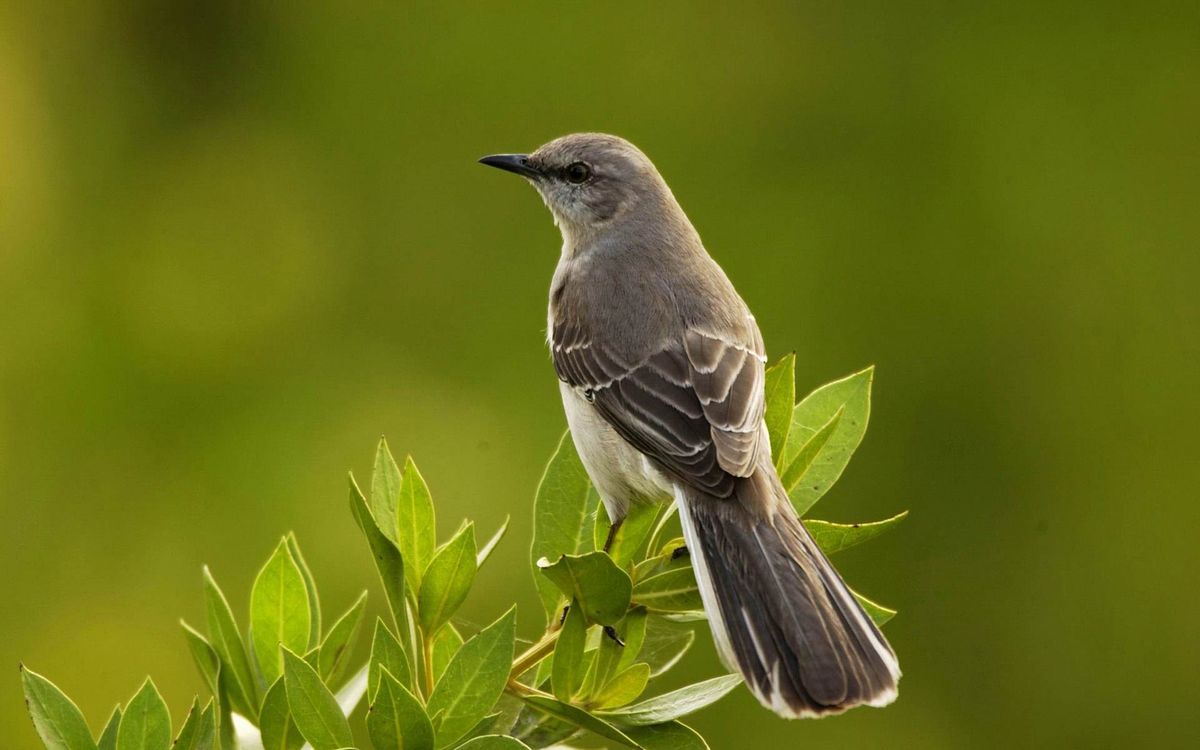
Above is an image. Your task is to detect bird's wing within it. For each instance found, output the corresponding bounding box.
[552,319,766,498]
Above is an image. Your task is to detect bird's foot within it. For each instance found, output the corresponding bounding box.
[602,625,625,647]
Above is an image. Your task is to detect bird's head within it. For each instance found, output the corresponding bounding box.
[480,133,680,246]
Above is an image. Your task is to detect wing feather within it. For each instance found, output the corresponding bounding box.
[552,318,766,495]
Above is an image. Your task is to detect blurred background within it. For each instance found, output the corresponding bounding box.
[2,1,1198,747]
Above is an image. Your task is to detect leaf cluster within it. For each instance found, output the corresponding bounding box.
[21,361,904,750]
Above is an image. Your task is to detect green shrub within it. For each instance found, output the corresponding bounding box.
[21,360,904,750]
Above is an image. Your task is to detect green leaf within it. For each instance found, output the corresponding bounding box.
[172,699,217,750]
[631,568,702,613]
[852,588,897,626]
[367,669,433,750]
[780,367,873,515]
[531,433,598,622]
[96,707,120,750]
[203,566,259,715]
[455,737,532,750]
[214,669,236,750]
[598,674,742,726]
[171,700,200,750]
[371,437,404,547]
[418,523,477,633]
[251,539,313,685]
[779,406,842,494]
[426,607,516,748]
[551,600,587,702]
[624,721,709,750]
[431,623,464,684]
[319,591,368,684]
[643,504,680,566]
[349,474,408,636]
[20,665,97,750]
[516,695,640,749]
[286,532,323,649]
[804,511,908,556]
[537,552,632,626]
[282,648,353,750]
[589,609,647,699]
[260,677,305,750]
[591,663,651,709]
[639,618,694,677]
[763,353,796,460]
[116,678,171,750]
[180,621,219,695]
[476,516,510,568]
[369,618,412,701]
[613,609,648,676]
[395,456,437,594]
[602,502,661,569]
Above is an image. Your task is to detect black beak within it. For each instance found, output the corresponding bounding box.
[478,153,542,179]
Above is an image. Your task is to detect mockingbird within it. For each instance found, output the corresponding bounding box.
[480,133,900,718]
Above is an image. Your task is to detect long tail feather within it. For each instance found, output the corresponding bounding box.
[675,469,900,718]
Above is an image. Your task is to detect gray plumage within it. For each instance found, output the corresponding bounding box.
[480,133,900,718]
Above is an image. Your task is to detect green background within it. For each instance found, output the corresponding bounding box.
[3,2,1197,747]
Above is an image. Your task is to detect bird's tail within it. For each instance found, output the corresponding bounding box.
[675,468,900,718]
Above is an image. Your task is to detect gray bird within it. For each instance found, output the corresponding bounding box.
[480,133,900,718]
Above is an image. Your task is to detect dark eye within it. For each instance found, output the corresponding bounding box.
[564,162,591,184]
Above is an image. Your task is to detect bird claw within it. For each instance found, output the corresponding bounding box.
[602,625,625,647]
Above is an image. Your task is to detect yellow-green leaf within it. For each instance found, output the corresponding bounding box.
[202,567,258,715]
[418,522,477,633]
[395,456,437,593]
[96,706,120,750]
[531,433,600,623]
[852,588,897,627]
[537,552,632,626]
[285,533,322,649]
[259,677,304,750]
[431,623,463,684]
[282,648,352,750]
[551,600,587,702]
[318,591,368,684]
[20,666,97,750]
[804,511,908,555]
[367,668,433,750]
[251,539,312,684]
[591,663,650,709]
[631,567,702,613]
[763,353,796,460]
[116,678,171,750]
[779,367,873,515]
[349,474,407,635]
[598,673,741,726]
[426,607,515,748]
[368,618,411,701]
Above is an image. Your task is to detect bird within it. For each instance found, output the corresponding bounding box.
[479,133,899,718]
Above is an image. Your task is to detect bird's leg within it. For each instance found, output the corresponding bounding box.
[602,518,624,553]
[602,625,626,647]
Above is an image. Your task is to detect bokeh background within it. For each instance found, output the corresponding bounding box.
[3,2,1198,747]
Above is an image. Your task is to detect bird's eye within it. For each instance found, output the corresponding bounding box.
[564,162,591,184]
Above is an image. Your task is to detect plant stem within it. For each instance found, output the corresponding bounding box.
[644,503,677,558]
[504,678,552,699]
[509,628,561,681]
[422,629,435,698]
